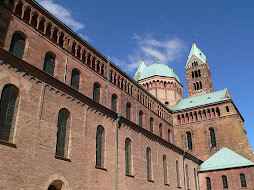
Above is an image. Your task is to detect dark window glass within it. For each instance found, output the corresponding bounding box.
[70,69,80,90]
[199,81,203,89]
[96,125,104,167]
[192,71,194,79]
[93,83,100,103]
[240,173,247,188]
[56,109,70,157]
[139,111,143,127]
[209,128,217,147]
[222,175,228,189]
[126,103,131,120]
[0,85,19,141]
[206,177,211,190]
[176,160,180,187]
[146,147,152,180]
[43,53,55,76]
[9,33,25,59]
[48,185,57,190]
[225,106,230,112]
[159,124,162,138]
[187,132,193,150]
[150,118,153,133]
[198,69,201,77]
[163,155,167,184]
[111,94,117,112]
[125,138,131,175]
[168,129,171,142]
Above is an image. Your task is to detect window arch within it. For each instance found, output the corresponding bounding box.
[146,147,152,180]
[0,85,19,141]
[125,138,132,175]
[9,32,26,59]
[222,175,228,189]
[149,117,153,133]
[163,155,168,185]
[176,160,180,187]
[93,83,100,103]
[209,128,216,147]
[159,123,162,138]
[56,108,70,157]
[206,177,211,190]
[240,173,247,188]
[139,110,143,127]
[70,69,80,90]
[186,132,193,150]
[96,125,105,167]
[111,94,117,112]
[186,164,190,189]
[43,52,55,76]
[126,102,131,120]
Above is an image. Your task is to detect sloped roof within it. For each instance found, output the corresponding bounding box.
[199,147,254,172]
[134,59,146,78]
[169,88,230,111]
[186,43,207,68]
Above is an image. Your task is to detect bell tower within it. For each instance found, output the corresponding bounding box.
[185,43,213,97]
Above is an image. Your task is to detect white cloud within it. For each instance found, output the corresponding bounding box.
[113,33,186,73]
[37,0,84,31]
[79,33,92,42]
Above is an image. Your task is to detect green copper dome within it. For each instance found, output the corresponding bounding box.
[138,62,180,82]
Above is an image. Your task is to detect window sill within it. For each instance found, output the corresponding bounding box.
[125,174,134,178]
[148,179,154,183]
[55,155,71,162]
[95,166,107,171]
[0,140,17,148]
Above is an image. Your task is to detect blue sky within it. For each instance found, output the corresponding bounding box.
[37,0,254,150]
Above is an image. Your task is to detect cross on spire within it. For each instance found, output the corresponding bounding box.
[155,57,159,63]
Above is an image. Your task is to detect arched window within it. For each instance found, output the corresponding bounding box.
[222,175,228,189]
[192,71,194,79]
[195,70,198,78]
[225,106,230,113]
[146,147,152,180]
[125,138,131,175]
[149,117,153,133]
[194,168,198,190]
[126,102,131,120]
[0,85,19,141]
[199,81,202,89]
[198,70,201,77]
[9,32,25,59]
[43,52,55,76]
[111,94,117,112]
[96,125,105,167]
[176,160,180,187]
[168,129,171,142]
[70,69,80,90]
[139,110,143,127]
[194,83,196,90]
[48,185,57,190]
[186,164,190,189]
[240,173,247,188]
[56,108,70,157]
[163,155,168,184]
[206,177,211,190]
[159,123,162,138]
[196,82,200,90]
[209,128,216,147]
[93,83,100,103]
[187,132,193,150]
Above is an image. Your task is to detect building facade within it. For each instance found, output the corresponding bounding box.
[0,0,253,190]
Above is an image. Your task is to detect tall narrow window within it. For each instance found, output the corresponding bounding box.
[159,123,162,138]
[111,94,117,112]
[96,125,105,167]
[146,147,152,180]
[192,71,194,79]
[176,160,180,187]
[199,81,203,89]
[240,173,247,188]
[186,164,189,189]
[43,52,55,76]
[56,108,70,157]
[209,128,216,147]
[163,155,168,184]
[206,177,211,190]
[70,69,80,90]
[198,70,201,77]
[150,117,153,133]
[168,129,171,143]
[222,175,228,189]
[9,32,25,59]
[93,83,100,103]
[225,106,230,113]
[139,110,143,127]
[194,168,198,190]
[187,132,193,150]
[126,102,131,120]
[125,138,131,175]
[0,85,19,141]
[194,83,196,90]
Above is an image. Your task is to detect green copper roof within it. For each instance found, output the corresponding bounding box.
[186,43,207,68]
[169,89,230,111]
[199,147,254,172]
[134,59,146,77]
[138,62,181,82]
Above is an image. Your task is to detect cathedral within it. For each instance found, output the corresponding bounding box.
[0,0,253,189]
